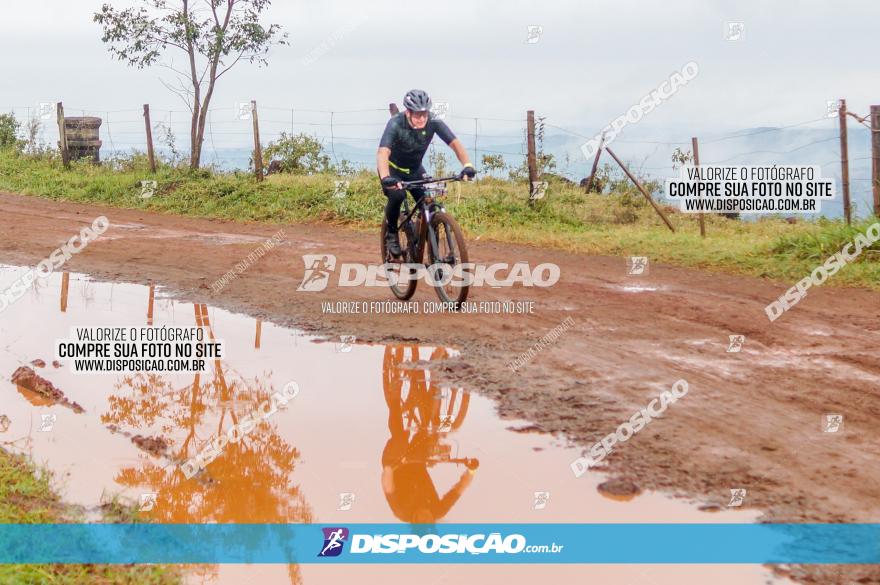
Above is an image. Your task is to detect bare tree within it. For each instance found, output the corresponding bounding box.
[95,0,287,169]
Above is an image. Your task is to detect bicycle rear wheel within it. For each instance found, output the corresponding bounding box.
[381,218,420,300]
[427,211,470,307]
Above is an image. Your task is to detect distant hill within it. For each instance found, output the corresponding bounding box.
[172,125,875,220]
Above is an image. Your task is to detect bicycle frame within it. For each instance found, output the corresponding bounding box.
[393,175,461,265]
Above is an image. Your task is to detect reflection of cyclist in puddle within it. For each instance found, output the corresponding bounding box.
[382,344,478,523]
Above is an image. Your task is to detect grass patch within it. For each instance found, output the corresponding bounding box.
[0,447,181,584]
[1,149,878,289]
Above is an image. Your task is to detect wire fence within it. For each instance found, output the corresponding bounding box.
[2,104,539,172]
[2,101,876,218]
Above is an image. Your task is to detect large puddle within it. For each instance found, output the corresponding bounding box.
[0,266,790,585]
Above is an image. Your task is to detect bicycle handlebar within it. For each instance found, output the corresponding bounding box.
[402,456,480,469]
[399,175,466,189]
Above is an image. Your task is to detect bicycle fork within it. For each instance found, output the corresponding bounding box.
[423,211,439,264]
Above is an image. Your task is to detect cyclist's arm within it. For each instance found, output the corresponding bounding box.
[433,119,473,170]
[377,146,392,178]
[448,138,472,168]
[434,469,474,518]
[376,147,404,190]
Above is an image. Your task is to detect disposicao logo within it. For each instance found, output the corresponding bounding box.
[313,528,561,557]
[318,527,349,557]
[298,254,337,292]
[296,253,560,291]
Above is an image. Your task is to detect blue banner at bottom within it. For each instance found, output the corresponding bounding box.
[0,524,877,564]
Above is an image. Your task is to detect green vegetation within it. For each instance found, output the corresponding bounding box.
[0,114,23,150]
[263,132,332,174]
[479,153,506,177]
[0,447,181,584]
[0,117,878,289]
[262,132,356,175]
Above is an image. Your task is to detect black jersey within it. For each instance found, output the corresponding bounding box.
[379,112,457,174]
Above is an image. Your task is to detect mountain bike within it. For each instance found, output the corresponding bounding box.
[380,175,471,307]
[400,373,478,471]
[384,345,478,471]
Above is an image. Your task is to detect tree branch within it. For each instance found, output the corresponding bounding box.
[159,76,195,112]
[215,49,246,79]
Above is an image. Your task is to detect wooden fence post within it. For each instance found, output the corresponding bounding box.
[691,136,706,237]
[56,102,69,168]
[837,99,851,225]
[605,146,676,233]
[584,132,604,193]
[389,103,399,116]
[871,105,880,217]
[143,104,156,174]
[251,100,264,182]
[526,110,538,202]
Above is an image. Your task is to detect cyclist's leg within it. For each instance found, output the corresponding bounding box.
[408,165,429,209]
[381,169,407,231]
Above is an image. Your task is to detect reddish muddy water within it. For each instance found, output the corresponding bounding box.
[0,266,789,585]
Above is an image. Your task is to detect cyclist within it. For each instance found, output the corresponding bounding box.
[381,345,478,524]
[377,89,476,257]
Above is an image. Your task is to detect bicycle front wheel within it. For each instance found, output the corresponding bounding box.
[427,211,470,307]
[381,218,419,300]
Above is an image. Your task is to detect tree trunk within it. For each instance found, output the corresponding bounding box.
[183,0,202,170]
[194,86,216,171]
[189,104,200,169]
[192,44,221,171]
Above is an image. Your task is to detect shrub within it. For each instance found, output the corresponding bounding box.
[263,132,332,174]
[0,113,23,151]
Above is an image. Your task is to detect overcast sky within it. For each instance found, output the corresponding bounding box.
[2,0,879,146]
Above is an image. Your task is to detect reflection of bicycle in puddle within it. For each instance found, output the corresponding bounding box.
[382,344,479,523]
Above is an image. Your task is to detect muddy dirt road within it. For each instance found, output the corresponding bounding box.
[1,192,878,584]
